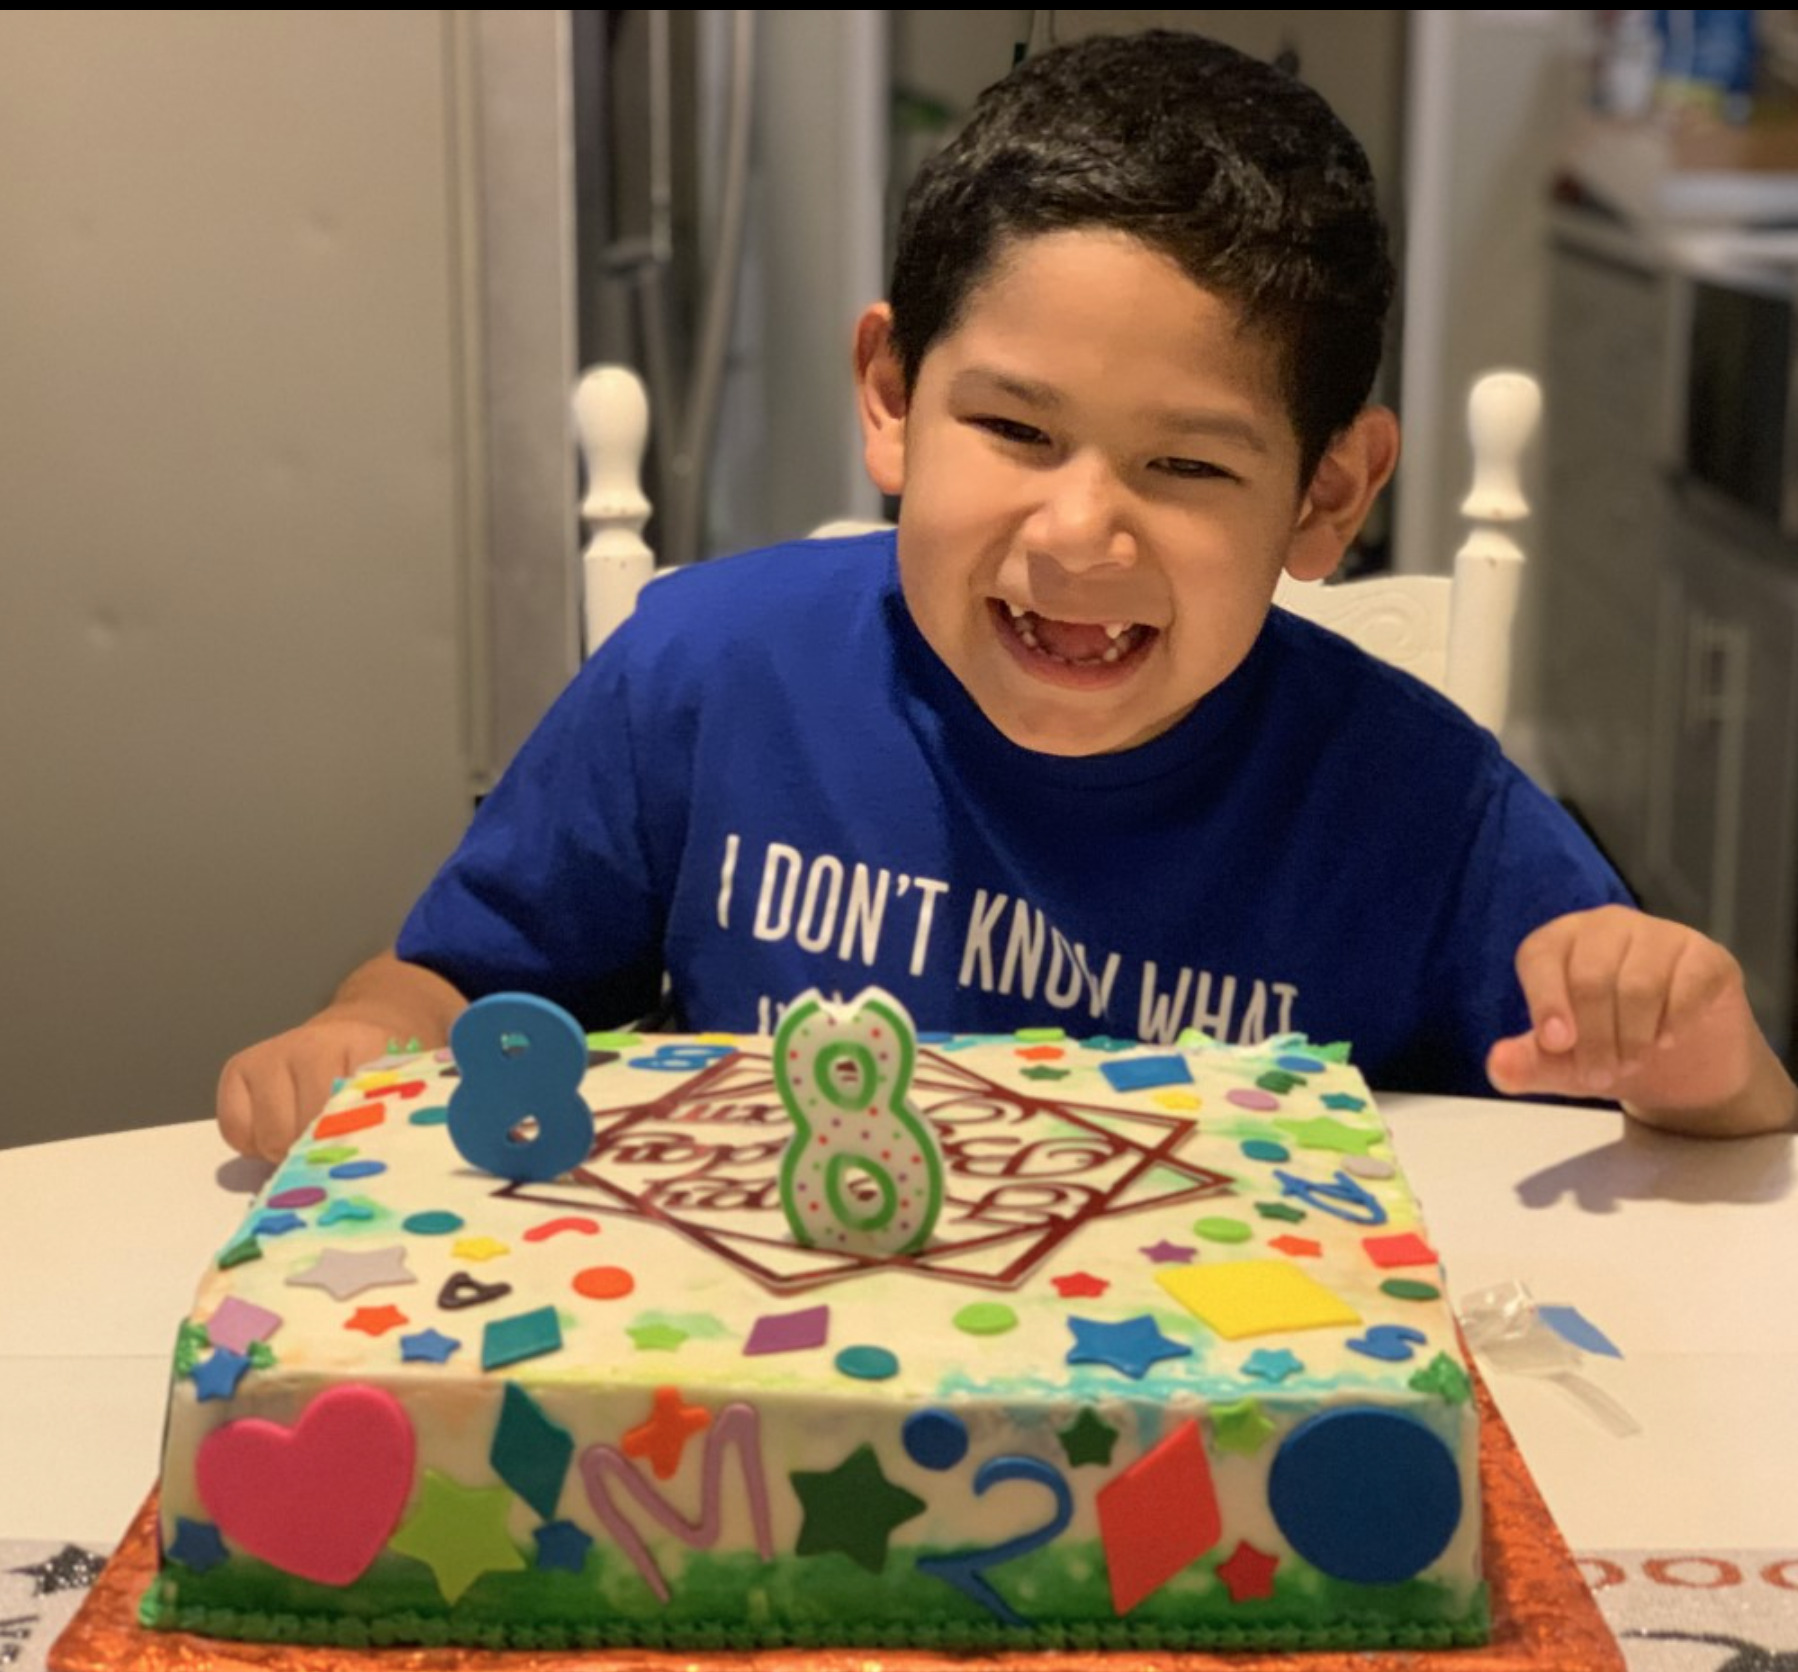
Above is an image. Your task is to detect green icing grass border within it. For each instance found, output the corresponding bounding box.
[141,1538,1490,1653]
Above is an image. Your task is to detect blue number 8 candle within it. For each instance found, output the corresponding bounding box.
[447,993,595,1183]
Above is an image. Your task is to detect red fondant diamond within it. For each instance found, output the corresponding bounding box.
[1361,1230,1437,1268]
[1268,1234,1322,1259]
[1096,1419,1221,1613]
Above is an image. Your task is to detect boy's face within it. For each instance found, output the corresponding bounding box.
[856,230,1388,756]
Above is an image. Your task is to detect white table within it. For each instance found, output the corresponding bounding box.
[4,1097,1797,1551]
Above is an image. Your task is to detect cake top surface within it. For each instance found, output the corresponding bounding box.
[179,1023,1469,1413]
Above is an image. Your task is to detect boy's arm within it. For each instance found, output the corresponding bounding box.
[1486,905,1798,1137]
[216,950,467,1162]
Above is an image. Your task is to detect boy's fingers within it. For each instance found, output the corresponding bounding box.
[1561,913,1633,1091]
[217,1059,254,1157]
[1512,922,1579,1063]
[1612,930,1672,1072]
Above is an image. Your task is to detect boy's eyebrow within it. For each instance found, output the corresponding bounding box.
[949,366,1272,454]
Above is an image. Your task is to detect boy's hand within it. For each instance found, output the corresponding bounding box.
[216,1012,398,1163]
[1487,905,1798,1137]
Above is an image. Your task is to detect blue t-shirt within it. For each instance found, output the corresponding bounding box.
[398,532,1630,1094]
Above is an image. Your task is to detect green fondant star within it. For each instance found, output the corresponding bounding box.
[247,1340,276,1371]
[1256,1070,1303,1094]
[216,1233,261,1270]
[1211,1397,1276,1456]
[1409,1351,1473,1405]
[388,1469,527,1603]
[627,1321,689,1352]
[791,1444,925,1573]
[1020,1064,1071,1081]
[1275,1115,1381,1156]
[173,1320,210,1377]
[1057,1407,1119,1467]
[1314,1042,1354,1064]
[1254,1200,1307,1222]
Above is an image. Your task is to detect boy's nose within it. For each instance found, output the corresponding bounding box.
[1024,457,1137,572]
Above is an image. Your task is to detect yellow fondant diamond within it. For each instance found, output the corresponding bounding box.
[1156,1260,1360,1340]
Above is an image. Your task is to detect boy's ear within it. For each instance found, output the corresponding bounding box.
[854,303,910,498]
[1283,405,1401,582]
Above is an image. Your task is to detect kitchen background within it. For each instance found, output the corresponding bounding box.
[3,11,1791,1146]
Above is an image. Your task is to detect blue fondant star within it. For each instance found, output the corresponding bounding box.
[320,1196,377,1226]
[252,1210,305,1237]
[400,1327,462,1364]
[168,1518,229,1572]
[1065,1314,1192,1380]
[1243,1348,1305,1383]
[534,1519,594,1573]
[191,1347,252,1401]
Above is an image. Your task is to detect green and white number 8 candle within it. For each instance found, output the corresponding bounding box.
[773,988,943,1255]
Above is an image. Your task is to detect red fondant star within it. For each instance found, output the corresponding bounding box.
[345,1304,409,1336]
[1015,1045,1067,1062]
[622,1385,712,1480]
[1216,1539,1280,1602]
[1052,1271,1110,1299]
[1267,1234,1322,1259]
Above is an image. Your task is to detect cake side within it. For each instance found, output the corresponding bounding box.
[145,1027,1486,1649]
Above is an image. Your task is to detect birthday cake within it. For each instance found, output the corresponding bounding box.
[143,993,1488,1651]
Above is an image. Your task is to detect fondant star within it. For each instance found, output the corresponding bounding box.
[190,1347,252,1401]
[1216,1539,1281,1602]
[1065,1314,1192,1380]
[167,1518,229,1572]
[1052,1271,1109,1299]
[534,1520,594,1573]
[1276,1115,1381,1156]
[1242,1348,1304,1383]
[1211,1397,1276,1456]
[1057,1407,1119,1467]
[387,1469,527,1602]
[1409,1351,1473,1405]
[627,1321,689,1352]
[1254,1200,1307,1223]
[253,1210,305,1237]
[400,1327,462,1363]
[791,1444,925,1573]
[1140,1239,1196,1265]
[1267,1234,1321,1258]
[1020,1064,1071,1081]
[1321,1091,1367,1111]
[622,1386,713,1479]
[287,1244,416,1301]
[451,1235,511,1262]
[9,1544,108,1595]
[1015,1044,1066,1061]
[319,1196,377,1226]
[347,1304,410,1337]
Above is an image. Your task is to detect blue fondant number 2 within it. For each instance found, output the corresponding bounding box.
[447,994,595,1182]
[916,1457,1073,1627]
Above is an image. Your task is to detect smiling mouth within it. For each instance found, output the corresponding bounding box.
[993,600,1158,669]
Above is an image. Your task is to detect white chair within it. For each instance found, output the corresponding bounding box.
[572,366,1541,736]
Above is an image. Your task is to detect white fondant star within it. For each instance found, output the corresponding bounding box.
[286,1244,417,1301]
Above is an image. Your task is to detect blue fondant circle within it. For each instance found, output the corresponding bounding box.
[1268,1407,1462,1584]
[903,1408,969,1471]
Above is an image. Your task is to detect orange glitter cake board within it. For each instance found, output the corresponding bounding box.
[50,1377,1623,1672]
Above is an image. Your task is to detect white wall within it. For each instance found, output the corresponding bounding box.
[0,13,484,1145]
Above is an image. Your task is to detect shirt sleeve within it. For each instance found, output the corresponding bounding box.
[395,617,676,1028]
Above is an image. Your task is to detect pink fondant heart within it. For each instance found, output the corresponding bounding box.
[196,1383,415,1585]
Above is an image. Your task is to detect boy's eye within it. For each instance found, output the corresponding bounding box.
[972,416,1049,447]
[1152,456,1237,482]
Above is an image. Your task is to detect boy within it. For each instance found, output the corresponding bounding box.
[219,30,1797,1160]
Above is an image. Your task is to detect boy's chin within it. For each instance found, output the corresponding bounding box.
[982,698,1191,758]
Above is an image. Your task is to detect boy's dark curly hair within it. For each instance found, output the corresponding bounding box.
[887,30,1396,486]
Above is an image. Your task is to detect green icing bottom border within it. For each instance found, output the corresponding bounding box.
[140,1577,1491,1654]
